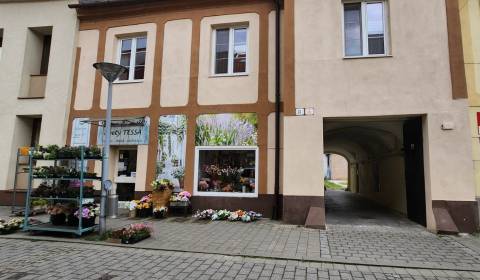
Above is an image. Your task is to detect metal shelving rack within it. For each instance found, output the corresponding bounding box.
[11,147,32,215]
[23,146,102,236]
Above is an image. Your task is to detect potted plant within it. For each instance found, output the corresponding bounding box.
[136,195,152,218]
[153,206,168,219]
[128,200,138,218]
[47,204,67,225]
[108,223,153,244]
[31,199,48,213]
[172,167,185,189]
[0,218,24,235]
[69,204,98,228]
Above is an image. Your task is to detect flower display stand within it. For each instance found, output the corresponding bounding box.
[22,146,102,236]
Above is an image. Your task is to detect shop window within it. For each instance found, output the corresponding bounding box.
[343,1,389,57]
[194,113,258,197]
[117,36,147,81]
[212,26,248,75]
[157,115,187,188]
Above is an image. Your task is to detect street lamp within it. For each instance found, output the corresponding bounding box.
[93,62,127,235]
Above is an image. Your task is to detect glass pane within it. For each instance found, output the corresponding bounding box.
[121,39,132,52]
[120,53,131,67]
[344,3,362,56]
[367,2,385,54]
[135,52,145,66]
[136,37,147,52]
[215,58,228,74]
[197,149,256,193]
[215,29,230,74]
[118,67,129,80]
[234,28,247,45]
[134,65,145,80]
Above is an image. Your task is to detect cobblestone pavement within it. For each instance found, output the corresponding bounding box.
[0,238,479,280]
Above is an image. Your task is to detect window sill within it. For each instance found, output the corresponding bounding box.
[194,192,258,198]
[113,79,144,85]
[209,73,249,78]
[343,55,393,60]
[17,96,45,100]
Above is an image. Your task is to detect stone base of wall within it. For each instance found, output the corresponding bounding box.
[433,200,479,234]
[282,195,325,227]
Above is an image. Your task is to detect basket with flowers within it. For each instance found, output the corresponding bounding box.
[151,179,173,209]
[135,195,153,218]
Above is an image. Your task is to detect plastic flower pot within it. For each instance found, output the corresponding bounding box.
[136,208,152,218]
[153,211,166,219]
[50,213,67,226]
[122,232,151,244]
[67,215,96,228]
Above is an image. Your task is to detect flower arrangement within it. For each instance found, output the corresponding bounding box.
[132,195,153,218]
[31,199,48,212]
[128,200,138,211]
[74,205,99,219]
[151,179,173,192]
[109,223,153,244]
[0,218,24,235]
[153,206,168,219]
[193,209,261,223]
[170,191,191,203]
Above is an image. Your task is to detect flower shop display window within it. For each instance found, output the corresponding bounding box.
[194,146,258,197]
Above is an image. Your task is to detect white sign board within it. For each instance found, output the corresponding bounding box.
[97,117,150,145]
[71,118,90,147]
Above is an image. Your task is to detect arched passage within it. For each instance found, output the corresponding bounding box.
[323,117,426,226]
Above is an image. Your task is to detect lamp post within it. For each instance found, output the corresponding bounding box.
[93,62,127,235]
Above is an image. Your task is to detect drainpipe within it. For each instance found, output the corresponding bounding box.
[273,0,282,220]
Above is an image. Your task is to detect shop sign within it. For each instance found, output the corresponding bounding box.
[97,117,150,145]
[71,118,91,147]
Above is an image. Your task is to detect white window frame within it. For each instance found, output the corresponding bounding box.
[342,0,390,58]
[116,36,146,82]
[193,146,259,198]
[211,26,249,76]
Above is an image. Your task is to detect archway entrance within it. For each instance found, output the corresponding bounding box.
[323,116,426,227]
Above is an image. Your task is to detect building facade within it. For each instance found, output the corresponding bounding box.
[0,0,78,205]
[460,0,480,221]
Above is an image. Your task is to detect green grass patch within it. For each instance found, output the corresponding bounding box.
[324,180,347,190]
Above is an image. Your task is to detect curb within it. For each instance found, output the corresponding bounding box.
[1,235,480,272]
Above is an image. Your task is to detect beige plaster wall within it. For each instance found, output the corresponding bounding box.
[74,29,99,110]
[0,0,78,190]
[290,0,476,226]
[135,145,148,192]
[101,23,156,109]
[160,19,192,107]
[282,115,324,197]
[197,13,259,105]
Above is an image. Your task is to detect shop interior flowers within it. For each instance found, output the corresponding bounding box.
[193,209,262,223]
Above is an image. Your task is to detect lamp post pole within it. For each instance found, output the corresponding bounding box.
[93,62,127,235]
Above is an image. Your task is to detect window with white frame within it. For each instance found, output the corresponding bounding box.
[213,26,248,75]
[343,1,388,57]
[118,36,146,81]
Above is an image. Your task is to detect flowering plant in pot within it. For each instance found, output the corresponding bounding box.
[151,179,173,192]
[47,204,68,225]
[0,218,24,235]
[70,204,99,228]
[108,223,153,244]
[135,195,152,218]
[127,200,139,218]
[153,206,168,219]
[172,167,185,189]
[31,199,48,212]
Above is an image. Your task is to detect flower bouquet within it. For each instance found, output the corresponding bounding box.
[47,204,68,225]
[212,209,231,221]
[69,204,99,228]
[153,206,168,219]
[109,223,153,244]
[0,218,24,235]
[193,209,262,223]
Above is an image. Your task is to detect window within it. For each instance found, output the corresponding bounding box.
[40,35,51,75]
[195,147,258,196]
[118,37,146,81]
[213,27,248,75]
[194,113,258,197]
[0,29,3,59]
[343,1,388,57]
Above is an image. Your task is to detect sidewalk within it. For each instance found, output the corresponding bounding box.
[2,206,480,272]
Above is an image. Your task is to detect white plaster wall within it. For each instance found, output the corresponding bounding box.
[74,29,99,110]
[160,19,192,107]
[197,13,259,105]
[0,0,78,190]
[101,23,156,109]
